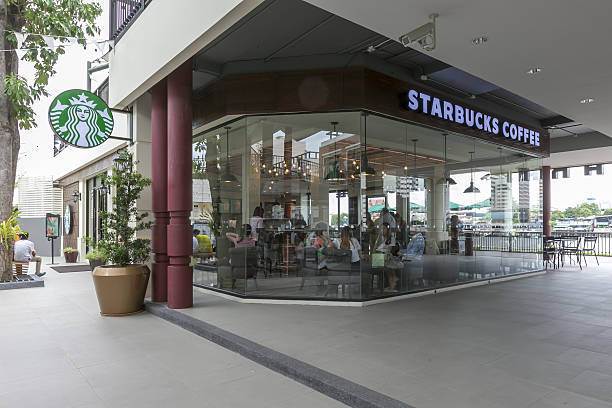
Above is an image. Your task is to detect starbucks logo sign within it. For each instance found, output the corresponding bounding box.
[49,89,114,148]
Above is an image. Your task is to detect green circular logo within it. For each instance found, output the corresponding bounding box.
[48,89,114,148]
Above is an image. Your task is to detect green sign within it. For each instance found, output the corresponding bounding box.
[48,89,114,148]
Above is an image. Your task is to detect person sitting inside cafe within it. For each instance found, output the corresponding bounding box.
[14,232,45,277]
[374,222,397,290]
[226,224,256,248]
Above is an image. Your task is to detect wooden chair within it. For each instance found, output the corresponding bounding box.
[12,261,30,275]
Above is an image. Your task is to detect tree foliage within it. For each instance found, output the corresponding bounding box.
[98,151,152,266]
[551,202,601,220]
[4,0,102,129]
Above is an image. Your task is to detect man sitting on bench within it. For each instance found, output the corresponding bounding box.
[14,233,45,277]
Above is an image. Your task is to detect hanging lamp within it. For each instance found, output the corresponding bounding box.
[463,151,480,193]
[437,133,457,185]
[360,112,376,176]
[325,121,345,182]
[220,126,239,184]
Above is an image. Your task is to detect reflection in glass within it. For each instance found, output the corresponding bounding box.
[191,112,544,301]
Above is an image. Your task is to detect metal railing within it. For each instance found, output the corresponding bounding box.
[109,0,151,42]
[473,231,612,256]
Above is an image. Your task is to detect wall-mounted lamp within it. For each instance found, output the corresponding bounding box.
[72,190,82,203]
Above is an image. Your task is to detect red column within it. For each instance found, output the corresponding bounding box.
[167,61,193,309]
[542,166,551,236]
[151,79,168,302]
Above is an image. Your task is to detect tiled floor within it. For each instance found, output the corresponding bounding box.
[0,260,344,408]
[4,257,612,408]
[182,256,612,408]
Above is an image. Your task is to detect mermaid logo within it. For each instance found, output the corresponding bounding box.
[48,90,114,148]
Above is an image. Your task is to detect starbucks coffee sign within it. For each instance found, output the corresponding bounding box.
[49,89,114,148]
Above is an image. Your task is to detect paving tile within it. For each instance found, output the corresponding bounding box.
[562,370,612,403]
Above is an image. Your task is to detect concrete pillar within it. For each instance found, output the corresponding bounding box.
[542,166,551,236]
[167,61,193,309]
[151,79,168,302]
[426,168,448,254]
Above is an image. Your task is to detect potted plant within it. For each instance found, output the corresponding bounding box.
[0,211,20,282]
[93,151,152,316]
[62,247,79,263]
[85,247,107,271]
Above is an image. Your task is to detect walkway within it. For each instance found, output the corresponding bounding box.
[0,261,343,408]
[182,257,612,408]
[2,257,612,407]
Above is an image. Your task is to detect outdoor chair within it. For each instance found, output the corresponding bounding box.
[12,261,30,275]
[543,236,557,270]
[580,236,599,267]
[561,235,582,270]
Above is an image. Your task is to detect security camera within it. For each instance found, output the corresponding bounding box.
[399,14,437,51]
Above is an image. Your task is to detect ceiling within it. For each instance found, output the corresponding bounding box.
[191,0,612,164]
[301,0,612,140]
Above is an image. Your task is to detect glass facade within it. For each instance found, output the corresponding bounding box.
[192,111,543,300]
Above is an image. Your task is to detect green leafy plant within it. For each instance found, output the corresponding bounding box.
[85,247,108,261]
[62,247,77,253]
[0,0,102,280]
[98,151,152,266]
[0,211,20,249]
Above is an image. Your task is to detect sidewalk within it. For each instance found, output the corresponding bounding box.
[178,257,612,408]
[3,257,612,407]
[0,260,344,408]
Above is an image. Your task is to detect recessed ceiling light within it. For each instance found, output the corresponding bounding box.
[580,98,595,104]
[472,36,488,46]
[526,67,542,74]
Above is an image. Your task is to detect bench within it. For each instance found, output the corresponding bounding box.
[12,261,30,275]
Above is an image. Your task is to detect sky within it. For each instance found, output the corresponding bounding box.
[14,1,612,211]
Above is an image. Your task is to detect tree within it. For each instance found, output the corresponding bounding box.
[0,0,101,276]
[603,208,612,216]
[98,151,152,266]
[551,210,565,221]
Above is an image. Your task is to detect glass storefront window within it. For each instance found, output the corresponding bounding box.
[192,111,544,300]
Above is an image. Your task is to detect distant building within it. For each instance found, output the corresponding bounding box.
[15,176,63,256]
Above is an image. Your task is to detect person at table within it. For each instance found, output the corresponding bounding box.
[334,226,361,266]
[249,206,264,242]
[14,232,45,277]
[374,222,397,290]
[226,224,256,248]
[192,229,200,254]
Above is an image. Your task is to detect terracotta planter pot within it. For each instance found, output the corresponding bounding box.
[92,264,150,316]
[88,258,105,271]
[64,251,78,263]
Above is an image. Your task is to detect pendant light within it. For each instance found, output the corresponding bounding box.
[360,112,376,176]
[325,121,345,182]
[220,126,239,184]
[463,151,480,193]
[437,133,457,185]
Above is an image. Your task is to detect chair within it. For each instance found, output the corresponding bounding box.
[299,247,326,289]
[229,247,258,290]
[561,235,582,270]
[322,247,355,297]
[400,234,425,288]
[581,236,599,267]
[12,261,30,275]
[542,236,557,270]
